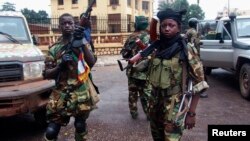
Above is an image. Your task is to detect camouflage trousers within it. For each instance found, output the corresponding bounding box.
[128,77,151,118]
[46,89,93,141]
[149,87,185,141]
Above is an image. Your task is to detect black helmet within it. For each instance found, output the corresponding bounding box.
[188,18,198,28]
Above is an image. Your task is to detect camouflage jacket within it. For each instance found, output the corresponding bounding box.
[186,28,200,55]
[45,37,90,94]
[121,31,150,80]
[147,42,209,94]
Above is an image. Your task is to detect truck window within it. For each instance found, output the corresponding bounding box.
[0,16,30,43]
[236,18,250,38]
[198,20,218,40]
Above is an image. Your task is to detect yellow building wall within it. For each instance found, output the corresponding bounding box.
[51,0,153,18]
[51,0,153,32]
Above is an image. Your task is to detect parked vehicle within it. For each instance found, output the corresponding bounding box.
[0,11,55,125]
[198,14,250,99]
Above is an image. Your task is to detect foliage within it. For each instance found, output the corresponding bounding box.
[0,2,50,24]
[186,4,205,21]
[172,0,189,11]
[21,8,50,24]
[0,2,16,11]
[157,0,205,31]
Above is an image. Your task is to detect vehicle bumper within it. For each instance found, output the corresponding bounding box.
[0,80,55,117]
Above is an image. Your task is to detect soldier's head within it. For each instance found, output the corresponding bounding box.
[188,18,198,28]
[157,8,186,39]
[59,13,75,35]
[134,16,149,31]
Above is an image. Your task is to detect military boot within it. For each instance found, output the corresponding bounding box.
[200,93,208,98]
[130,111,138,119]
[44,135,56,141]
[75,131,88,141]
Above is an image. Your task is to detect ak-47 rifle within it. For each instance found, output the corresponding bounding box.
[79,0,96,54]
[175,78,193,124]
[118,16,159,71]
[117,38,149,71]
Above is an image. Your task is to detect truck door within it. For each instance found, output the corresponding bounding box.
[199,20,234,68]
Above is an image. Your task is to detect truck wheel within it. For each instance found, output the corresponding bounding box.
[239,63,250,99]
[204,67,212,75]
[34,108,48,128]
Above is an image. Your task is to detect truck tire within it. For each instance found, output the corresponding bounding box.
[204,67,212,75]
[34,107,48,128]
[239,63,250,99]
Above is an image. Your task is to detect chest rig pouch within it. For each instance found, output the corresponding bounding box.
[148,54,182,89]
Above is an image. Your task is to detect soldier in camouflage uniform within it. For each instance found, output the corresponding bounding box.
[43,13,96,141]
[186,18,208,98]
[186,18,200,55]
[129,9,209,141]
[121,16,151,119]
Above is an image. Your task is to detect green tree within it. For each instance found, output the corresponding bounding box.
[158,1,172,10]
[172,0,189,11]
[186,4,205,21]
[157,0,205,31]
[158,0,189,11]
[0,2,16,11]
[21,8,50,24]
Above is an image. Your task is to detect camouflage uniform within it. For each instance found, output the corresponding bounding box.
[186,24,209,99]
[122,31,151,119]
[145,41,208,141]
[45,38,94,141]
[186,28,200,55]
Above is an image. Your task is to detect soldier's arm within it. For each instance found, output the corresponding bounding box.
[82,45,96,68]
[187,43,209,93]
[184,43,209,129]
[43,49,60,79]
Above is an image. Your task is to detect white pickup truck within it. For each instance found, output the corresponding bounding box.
[198,14,250,99]
[0,11,54,125]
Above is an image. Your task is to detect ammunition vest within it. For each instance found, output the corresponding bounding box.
[148,53,182,89]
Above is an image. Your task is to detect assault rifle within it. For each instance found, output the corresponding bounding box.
[80,0,96,24]
[175,79,193,124]
[118,38,148,71]
[79,0,96,53]
[118,16,159,71]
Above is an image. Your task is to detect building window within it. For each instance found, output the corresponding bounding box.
[142,1,149,10]
[110,0,119,5]
[72,0,78,4]
[108,14,121,33]
[127,0,131,6]
[135,0,138,9]
[88,0,96,7]
[58,0,64,5]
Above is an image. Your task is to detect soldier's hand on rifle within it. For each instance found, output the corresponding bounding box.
[59,54,73,70]
[74,25,85,40]
[129,53,142,64]
[80,16,91,28]
[62,54,73,62]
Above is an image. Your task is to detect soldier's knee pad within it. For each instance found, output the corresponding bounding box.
[74,118,87,133]
[45,123,61,140]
